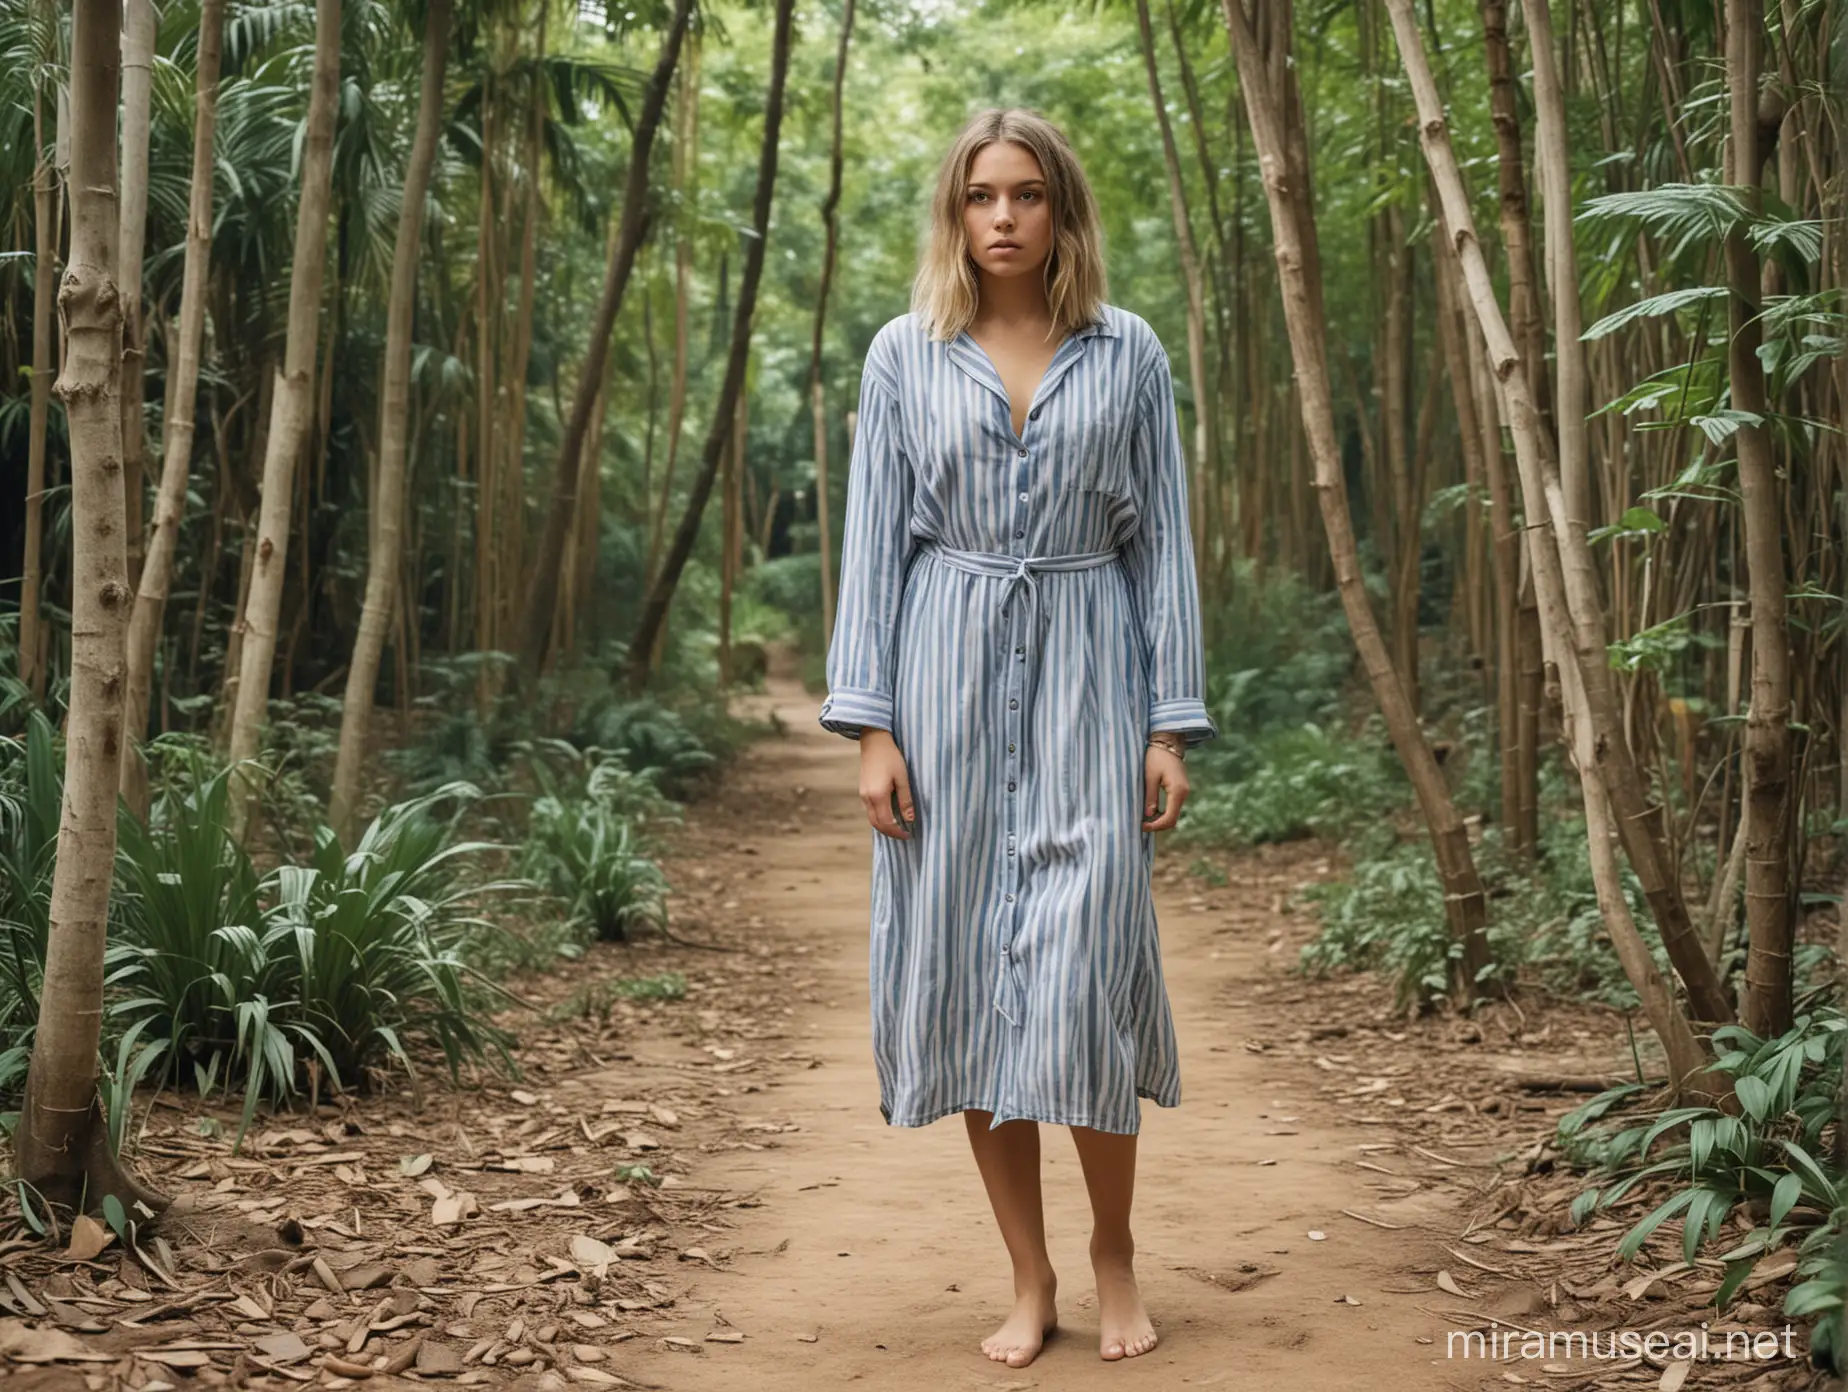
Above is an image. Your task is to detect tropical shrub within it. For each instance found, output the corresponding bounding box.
[0,709,60,1092]
[523,751,672,946]
[1558,1010,1848,1369]
[567,695,717,798]
[109,776,520,1140]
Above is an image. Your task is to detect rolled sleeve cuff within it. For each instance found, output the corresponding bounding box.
[1148,698,1218,749]
[818,687,894,741]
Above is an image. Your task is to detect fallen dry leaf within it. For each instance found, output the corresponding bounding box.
[64,1215,114,1263]
[432,1192,480,1227]
[0,1320,114,1364]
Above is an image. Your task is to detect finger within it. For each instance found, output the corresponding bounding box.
[1148,771,1184,831]
[1143,764,1161,822]
[869,785,911,840]
[893,766,917,825]
[862,789,898,838]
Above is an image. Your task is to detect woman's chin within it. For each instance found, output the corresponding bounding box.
[974,254,1046,278]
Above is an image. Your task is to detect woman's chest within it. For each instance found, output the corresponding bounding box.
[896,348,1141,504]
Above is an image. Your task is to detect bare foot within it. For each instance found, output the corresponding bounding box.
[1092,1242,1156,1360]
[981,1272,1058,1368]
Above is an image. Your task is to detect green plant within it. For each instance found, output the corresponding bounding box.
[567,695,717,799]
[524,773,671,946]
[1296,838,1461,1009]
[0,709,61,1092]
[1557,1009,1848,1366]
[109,752,271,1108]
[547,971,688,1023]
[1178,720,1406,848]
[109,774,522,1145]
[266,782,522,1089]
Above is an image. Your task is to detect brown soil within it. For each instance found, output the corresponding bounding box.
[0,654,1819,1390]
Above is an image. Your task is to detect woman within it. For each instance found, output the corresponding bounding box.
[818,107,1217,1369]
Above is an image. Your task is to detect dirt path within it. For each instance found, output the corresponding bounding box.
[624,660,1481,1391]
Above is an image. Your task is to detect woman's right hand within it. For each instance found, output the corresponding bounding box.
[858,729,916,840]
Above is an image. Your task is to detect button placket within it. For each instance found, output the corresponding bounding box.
[998,545,1027,1029]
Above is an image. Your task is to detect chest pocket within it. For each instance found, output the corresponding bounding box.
[1059,416,1130,498]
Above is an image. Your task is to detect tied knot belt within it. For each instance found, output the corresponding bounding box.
[917,538,1124,1027]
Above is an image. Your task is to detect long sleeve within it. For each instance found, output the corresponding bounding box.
[818,336,916,740]
[1121,351,1219,749]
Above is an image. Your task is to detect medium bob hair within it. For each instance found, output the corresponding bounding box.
[910,108,1109,343]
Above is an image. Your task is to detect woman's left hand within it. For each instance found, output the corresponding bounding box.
[1142,740,1189,832]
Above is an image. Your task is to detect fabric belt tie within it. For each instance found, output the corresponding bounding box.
[919,539,1123,1027]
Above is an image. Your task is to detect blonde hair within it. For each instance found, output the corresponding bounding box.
[910,108,1109,343]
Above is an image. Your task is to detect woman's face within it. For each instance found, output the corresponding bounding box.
[962,141,1052,283]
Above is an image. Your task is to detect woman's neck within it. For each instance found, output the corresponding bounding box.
[970,272,1053,332]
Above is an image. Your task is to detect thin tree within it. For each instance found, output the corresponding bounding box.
[1724,0,1794,1038]
[1220,0,1494,1000]
[19,0,59,705]
[118,0,156,588]
[121,0,226,816]
[625,0,795,689]
[223,0,342,836]
[15,0,168,1214]
[517,0,697,679]
[810,0,854,653]
[643,37,703,593]
[1136,0,1214,561]
[329,0,454,841]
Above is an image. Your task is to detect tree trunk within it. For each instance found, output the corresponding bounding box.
[518,0,696,676]
[1220,0,1495,1003]
[121,0,225,816]
[1526,0,1592,538]
[20,36,60,707]
[1431,212,1521,838]
[1478,0,1552,425]
[718,388,740,685]
[224,0,341,837]
[1383,0,1735,1030]
[1380,204,1420,710]
[811,0,853,654]
[645,38,702,589]
[1135,0,1215,566]
[1725,0,1794,1038]
[117,0,155,592]
[328,0,453,842]
[15,0,168,1215]
[473,103,500,713]
[625,0,795,690]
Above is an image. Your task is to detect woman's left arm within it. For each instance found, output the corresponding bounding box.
[1121,350,1219,753]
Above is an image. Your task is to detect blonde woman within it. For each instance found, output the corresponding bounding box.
[818,107,1216,1368]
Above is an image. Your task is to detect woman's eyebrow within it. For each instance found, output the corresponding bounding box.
[967,178,1047,189]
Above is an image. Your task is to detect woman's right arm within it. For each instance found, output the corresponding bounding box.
[818,332,917,839]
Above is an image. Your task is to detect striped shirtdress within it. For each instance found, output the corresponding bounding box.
[817,303,1218,1135]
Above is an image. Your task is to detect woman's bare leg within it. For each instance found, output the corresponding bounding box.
[963,1110,1058,1367]
[1069,1126,1157,1359]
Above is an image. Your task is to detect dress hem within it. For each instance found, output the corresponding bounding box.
[878,1087,1179,1137]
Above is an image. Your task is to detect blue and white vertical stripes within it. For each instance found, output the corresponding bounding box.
[819,303,1218,1135]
